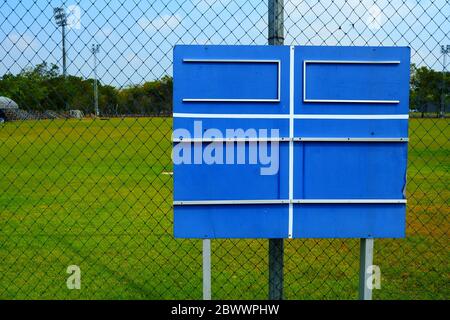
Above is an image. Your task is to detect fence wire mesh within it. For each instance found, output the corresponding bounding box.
[0,0,448,299]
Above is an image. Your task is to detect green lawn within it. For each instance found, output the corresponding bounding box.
[0,117,448,299]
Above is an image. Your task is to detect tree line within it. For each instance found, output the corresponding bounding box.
[0,62,448,116]
[0,62,172,116]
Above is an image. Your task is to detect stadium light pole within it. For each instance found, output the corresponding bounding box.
[92,44,100,117]
[440,45,449,118]
[53,7,68,77]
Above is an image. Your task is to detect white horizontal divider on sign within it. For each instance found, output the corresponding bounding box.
[172,137,409,143]
[173,113,409,119]
[173,199,407,206]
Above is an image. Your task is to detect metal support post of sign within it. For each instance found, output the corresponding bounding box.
[269,238,284,300]
[203,239,212,300]
[359,238,374,300]
[268,0,285,300]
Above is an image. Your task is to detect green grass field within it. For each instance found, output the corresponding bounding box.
[0,117,448,299]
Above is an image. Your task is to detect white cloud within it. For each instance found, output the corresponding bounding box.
[2,33,38,52]
[366,4,385,31]
[96,26,114,38]
[138,14,181,32]
[124,52,143,65]
[194,0,232,7]
[66,5,82,30]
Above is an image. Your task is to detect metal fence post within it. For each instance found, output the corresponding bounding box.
[268,0,284,46]
[359,238,374,300]
[268,0,284,301]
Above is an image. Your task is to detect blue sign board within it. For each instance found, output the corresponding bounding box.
[173,45,410,239]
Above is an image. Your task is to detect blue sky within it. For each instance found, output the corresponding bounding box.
[0,0,448,88]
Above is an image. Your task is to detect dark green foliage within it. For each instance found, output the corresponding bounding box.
[410,64,449,114]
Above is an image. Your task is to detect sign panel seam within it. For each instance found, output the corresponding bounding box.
[288,46,295,238]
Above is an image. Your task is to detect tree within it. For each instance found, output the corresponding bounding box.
[410,64,449,116]
[0,63,52,111]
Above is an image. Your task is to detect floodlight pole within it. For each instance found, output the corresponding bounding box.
[92,44,100,117]
[62,24,67,77]
[268,0,284,301]
[54,6,69,111]
[440,45,449,118]
[54,7,68,78]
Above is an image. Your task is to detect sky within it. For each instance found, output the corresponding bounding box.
[0,0,448,88]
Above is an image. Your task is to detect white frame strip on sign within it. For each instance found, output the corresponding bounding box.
[173,199,407,206]
[293,114,408,119]
[173,113,409,120]
[172,137,290,143]
[293,137,408,142]
[293,199,407,204]
[172,137,408,143]
[174,199,291,206]
[303,60,401,104]
[173,113,289,118]
[182,59,281,103]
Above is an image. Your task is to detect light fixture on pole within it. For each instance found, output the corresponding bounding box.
[53,7,68,77]
[440,45,449,118]
[92,44,100,117]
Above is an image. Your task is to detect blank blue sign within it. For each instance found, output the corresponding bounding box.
[173,45,410,239]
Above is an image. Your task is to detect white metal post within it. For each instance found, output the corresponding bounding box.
[203,239,211,300]
[359,238,374,300]
[440,45,449,118]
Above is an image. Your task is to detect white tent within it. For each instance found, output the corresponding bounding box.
[0,96,19,109]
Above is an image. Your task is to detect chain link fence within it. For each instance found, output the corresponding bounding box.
[0,0,448,299]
